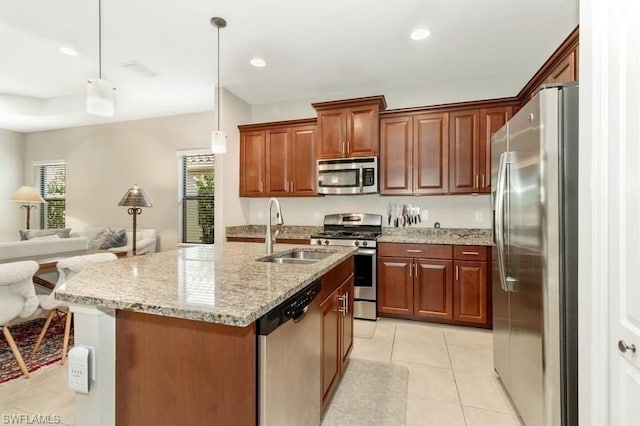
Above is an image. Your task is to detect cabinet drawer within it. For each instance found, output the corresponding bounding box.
[453,245,488,261]
[378,243,452,260]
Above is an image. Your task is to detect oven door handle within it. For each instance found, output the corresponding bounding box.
[359,167,364,193]
[356,248,376,256]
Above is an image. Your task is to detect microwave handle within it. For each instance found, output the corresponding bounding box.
[359,167,364,193]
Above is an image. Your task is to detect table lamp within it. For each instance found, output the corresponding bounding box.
[117,185,152,256]
[10,186,46,230]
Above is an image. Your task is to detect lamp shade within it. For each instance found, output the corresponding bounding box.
[87,78,115,117]
[9,186,46,203]
[211,130,227,154]
[117,185,152,207]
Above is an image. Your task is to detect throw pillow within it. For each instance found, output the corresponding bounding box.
[88,229,108,249]
[99,228,128,250]
[19,228,71,240]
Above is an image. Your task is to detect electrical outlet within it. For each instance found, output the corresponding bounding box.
[475,211,484,222]
[422,210,428,222]
[257,210,264,219]
[68,346,91,394]
[313,211,320,220]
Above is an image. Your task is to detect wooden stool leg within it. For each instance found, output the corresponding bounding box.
[61,311,72,365]
[2,327,30,378]
[32,310,56,357]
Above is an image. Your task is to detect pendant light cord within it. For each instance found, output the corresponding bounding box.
[98,0,102,79]
[216,24,220,132]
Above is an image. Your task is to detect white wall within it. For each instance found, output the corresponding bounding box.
[0,129,25,241]
[247,194,491,229]
[250,75,522,124]
[23,90,252,251]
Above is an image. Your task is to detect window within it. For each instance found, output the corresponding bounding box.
[179,153,215,244]
[37,162,66,229]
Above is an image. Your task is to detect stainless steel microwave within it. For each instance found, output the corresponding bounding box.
[317,157,378,195]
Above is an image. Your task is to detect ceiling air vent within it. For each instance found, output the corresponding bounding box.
[119,61,160,78]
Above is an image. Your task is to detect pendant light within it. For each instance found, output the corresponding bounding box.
[210,17,227,154]
[87,0,115,116]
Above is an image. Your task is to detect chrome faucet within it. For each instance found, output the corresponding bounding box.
[265,198,284,255]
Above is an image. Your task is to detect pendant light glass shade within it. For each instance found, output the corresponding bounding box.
[87,78,115,116]
[211,130,227,154]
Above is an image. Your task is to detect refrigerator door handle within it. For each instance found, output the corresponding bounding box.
[495,152,509,292]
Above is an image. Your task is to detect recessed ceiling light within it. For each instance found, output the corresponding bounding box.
[410,28,431,41]
[59,46,79,56]
[250,58,266,68]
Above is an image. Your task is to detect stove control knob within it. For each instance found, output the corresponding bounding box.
[362,241,368,247]
[324,240,330,245]
[316,240,322,245]
[354,240,360,247]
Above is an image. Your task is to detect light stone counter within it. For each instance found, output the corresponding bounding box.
[379,228,493,246]
[226,225,321,241]
[55,242,356,327]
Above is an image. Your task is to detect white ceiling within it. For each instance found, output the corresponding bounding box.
[0,0,578,133]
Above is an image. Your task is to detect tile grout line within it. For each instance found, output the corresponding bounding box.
[444,330,469,426]
[388,323,397,362]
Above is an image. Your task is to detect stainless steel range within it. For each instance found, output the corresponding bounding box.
[311,213,382,321]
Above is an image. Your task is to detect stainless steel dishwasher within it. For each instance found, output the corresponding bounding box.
[257,280,321,426]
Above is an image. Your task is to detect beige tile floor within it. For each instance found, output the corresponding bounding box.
[0,318,518,426]
[351,318,520,426]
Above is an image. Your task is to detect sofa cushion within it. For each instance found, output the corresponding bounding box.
[19,228,71,240]
[93,227,127,250]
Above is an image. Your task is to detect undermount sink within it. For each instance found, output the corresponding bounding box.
[257,249,335,264]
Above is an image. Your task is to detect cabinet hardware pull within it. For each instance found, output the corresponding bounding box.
[481,175,486,188]
[343,292,348,316]
[475,175,479,188]
[456,265,459,281]
[406,249,422,253]
[259,182,263,192]
[291,181,294,192]
[618,340,637,353]
[336,295,346,313]
[462,251,480,255]
[409,263,413,278]
[414,263,418,277]
[346,141,350,155]
[342,141,346,154]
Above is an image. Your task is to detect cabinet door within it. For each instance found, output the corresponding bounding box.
[453,261,488,324]
[347,105,379,157]
[449,110,480,193]
[290,125,317,195]
[340,274,355,367]
[321,289,341,409]
[265,128,290,196]
[546,50,577,83]
[317,110,347,159]
[414,113,449,195]
[239,130,266,197]
[479,107,512,193]
[377,257,413,315]
[414,259,454,320]
[380,116,413,194]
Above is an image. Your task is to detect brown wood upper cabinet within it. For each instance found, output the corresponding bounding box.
[448,107,511,194]
[313,96,386,159]
[380,113,449,195]
[239,120,317,197]
[239,129,266,197]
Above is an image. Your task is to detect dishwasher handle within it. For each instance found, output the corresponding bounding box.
[292,306,309,323]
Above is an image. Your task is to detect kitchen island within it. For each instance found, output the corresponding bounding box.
[56,242,356,426]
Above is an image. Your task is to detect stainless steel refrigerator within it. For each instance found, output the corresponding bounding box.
[492,83,578,426]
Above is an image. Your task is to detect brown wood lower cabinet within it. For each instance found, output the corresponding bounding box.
[320,261,354,412]
[378,243,491,328]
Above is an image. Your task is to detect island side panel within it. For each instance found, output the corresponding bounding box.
[115,311,256,426]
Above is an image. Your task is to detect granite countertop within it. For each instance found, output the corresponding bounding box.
[55,243,356,327]
[226,225,321,241]
[379,228,493,246]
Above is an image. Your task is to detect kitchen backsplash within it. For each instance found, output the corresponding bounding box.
[244,194,492,229]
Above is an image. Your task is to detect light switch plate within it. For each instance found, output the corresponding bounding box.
[68,346,91,394]
[475,211,484,222]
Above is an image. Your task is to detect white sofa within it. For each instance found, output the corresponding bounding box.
[0,228,157,261]
[0,236,89,261]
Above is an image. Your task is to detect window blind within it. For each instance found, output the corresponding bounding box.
[181,154,215,244]
[39,163,66,229]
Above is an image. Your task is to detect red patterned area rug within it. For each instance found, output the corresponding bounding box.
[0,315,73,384]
